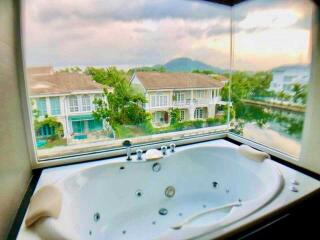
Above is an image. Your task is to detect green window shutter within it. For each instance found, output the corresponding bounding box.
[50,97,61,115]
[36,98,47,116]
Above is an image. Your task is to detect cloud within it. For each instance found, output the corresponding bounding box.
[23,0,313,71]
[23,0,231,68]
[28,0,230,23]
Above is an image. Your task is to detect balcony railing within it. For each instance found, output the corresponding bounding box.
[173,98,221,107]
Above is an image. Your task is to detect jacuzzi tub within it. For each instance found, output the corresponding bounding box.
[27,144,285,240]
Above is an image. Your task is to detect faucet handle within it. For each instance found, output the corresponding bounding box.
[161,145,167,155]
[136,149,143,160]
[122,140,132,147]
[170,143,176,152]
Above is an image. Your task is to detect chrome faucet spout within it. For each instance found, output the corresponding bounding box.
[136,149,143,160]
[122,140,132,161]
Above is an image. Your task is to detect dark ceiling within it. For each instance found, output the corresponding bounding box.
[205,0,247,6]
[206,0,319,6]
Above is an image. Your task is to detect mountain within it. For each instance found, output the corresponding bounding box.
[271,64,309,72]
[163,57,225,73]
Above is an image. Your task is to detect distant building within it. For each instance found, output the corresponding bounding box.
[269,65,310,95]
[131,72,227,127]
[27,66,107,142]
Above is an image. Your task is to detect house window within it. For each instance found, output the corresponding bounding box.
[36,98,47,116]
[50,97,61,115]
[194,108,204,119]
[69,96,79,112]
[151,95,168,107]
[174,92,185,103]
[194,90,205,99]
[180,110,185,121]
[81,95,91,112]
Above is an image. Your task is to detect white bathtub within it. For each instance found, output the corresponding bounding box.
[18,140,320,240]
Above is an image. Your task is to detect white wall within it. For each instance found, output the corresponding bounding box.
[0,0,32,238]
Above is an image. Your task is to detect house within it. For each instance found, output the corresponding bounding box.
[131,72,226,127]
[27,66,107,142]
[269,65,310,95]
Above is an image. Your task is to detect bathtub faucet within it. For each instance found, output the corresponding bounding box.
[122,140,132,161]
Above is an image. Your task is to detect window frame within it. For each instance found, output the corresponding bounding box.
[150,94,169,108]
[17,1,320,173]
[81,95,91,112]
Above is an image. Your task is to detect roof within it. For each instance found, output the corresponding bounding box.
[27,68,104,96]
[26,66,54,76]
[134,72,225,90]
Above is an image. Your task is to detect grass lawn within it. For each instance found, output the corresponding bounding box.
[41,138,67,149]
[113,117,226,139]
[114,125,152,138]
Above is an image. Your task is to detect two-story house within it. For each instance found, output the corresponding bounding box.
[131,72,225,127]
[269,65,310,95]
[27,66,107,142]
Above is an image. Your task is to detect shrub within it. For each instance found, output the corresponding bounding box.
[192,119,204,128]
[206,118,219,127]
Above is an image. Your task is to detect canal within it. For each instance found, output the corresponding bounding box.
[232,103,305,158]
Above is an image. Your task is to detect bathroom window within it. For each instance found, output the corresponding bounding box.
[231,0,314,158]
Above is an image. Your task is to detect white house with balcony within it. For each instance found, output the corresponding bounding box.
[269,65,310,95]
[27,66,107,142]
[131,72,226,127]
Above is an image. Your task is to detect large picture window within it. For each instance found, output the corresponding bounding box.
[22,0,314,163]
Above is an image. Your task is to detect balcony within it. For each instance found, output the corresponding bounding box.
[173,98,220,107]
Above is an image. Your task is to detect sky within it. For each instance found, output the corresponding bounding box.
[23,0,314,71]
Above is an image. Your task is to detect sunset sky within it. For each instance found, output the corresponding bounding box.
[23,0,315,71]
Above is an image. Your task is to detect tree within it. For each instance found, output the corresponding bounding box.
[34,116,63,140]
[221,71,273,104]
[292,83,307,104]
[169,108,181,125]
[90,67,150,127]
[192,69,216,75]
[127,65,166,76]
[277,91,291,102]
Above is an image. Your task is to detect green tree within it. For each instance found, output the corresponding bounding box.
[127,65,166,76]
[292,83,307,104]
[90,67,149,127]
[169,108,181,125]
[192,69,216,75]
[277,91,291,102]
[221,71,273,103]
[34,116,63,140]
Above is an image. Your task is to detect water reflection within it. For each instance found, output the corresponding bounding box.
[232,103,304,157]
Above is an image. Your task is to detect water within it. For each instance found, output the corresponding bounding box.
[232,103,304,158]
